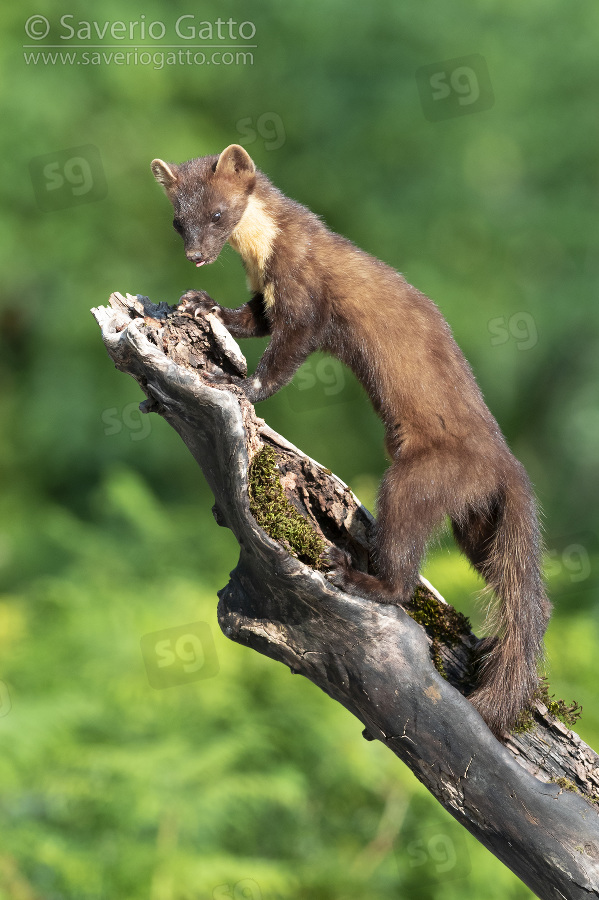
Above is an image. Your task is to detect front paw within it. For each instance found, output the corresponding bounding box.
[240,376,264,404]
[178,289,219,318]
[322,546,354,589]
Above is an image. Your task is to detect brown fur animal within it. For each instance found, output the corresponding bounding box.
[151,144,551,736]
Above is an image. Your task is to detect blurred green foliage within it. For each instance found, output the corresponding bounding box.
[1,0,598,897]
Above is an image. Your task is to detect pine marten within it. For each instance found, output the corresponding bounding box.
[151,144,551,737]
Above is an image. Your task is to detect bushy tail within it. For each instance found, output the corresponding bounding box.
[454,465,551,736]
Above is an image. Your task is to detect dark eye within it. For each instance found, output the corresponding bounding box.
[211,211,222,223]
[173,218,183,234]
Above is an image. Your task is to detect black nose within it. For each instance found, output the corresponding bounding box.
[186,249,204,263]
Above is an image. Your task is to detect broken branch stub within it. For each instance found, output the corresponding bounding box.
[92,292,599,900]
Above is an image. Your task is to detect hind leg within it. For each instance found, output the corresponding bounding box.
[451,502,498,580]
[327,456,448,604]
[451,503,501,657]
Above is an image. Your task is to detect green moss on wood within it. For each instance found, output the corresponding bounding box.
[512,677,582,735]
[405,586,471,678]
[540,679,582,728]
[550,776,580,795]
[248,444,326,569]
[430,639,447,678]
[511,708,536,734]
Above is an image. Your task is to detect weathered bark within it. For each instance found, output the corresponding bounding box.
[92,292,599,900]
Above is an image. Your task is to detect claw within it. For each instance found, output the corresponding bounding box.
[177,289,218,318]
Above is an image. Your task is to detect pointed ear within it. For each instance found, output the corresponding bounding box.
[214,144,256,179]
[151,159,179,189]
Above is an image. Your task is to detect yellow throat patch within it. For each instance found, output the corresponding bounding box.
[229,195,279,306]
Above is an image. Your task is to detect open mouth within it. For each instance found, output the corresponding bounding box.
[192,255,217,267]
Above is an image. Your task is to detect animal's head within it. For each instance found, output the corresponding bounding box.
[151,144,256,266]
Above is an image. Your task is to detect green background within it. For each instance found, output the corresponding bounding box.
[1,1,598,897]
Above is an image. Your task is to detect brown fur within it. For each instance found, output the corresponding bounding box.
[152,145,551,736]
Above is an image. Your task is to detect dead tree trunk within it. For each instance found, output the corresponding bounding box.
[93,292,599,900]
